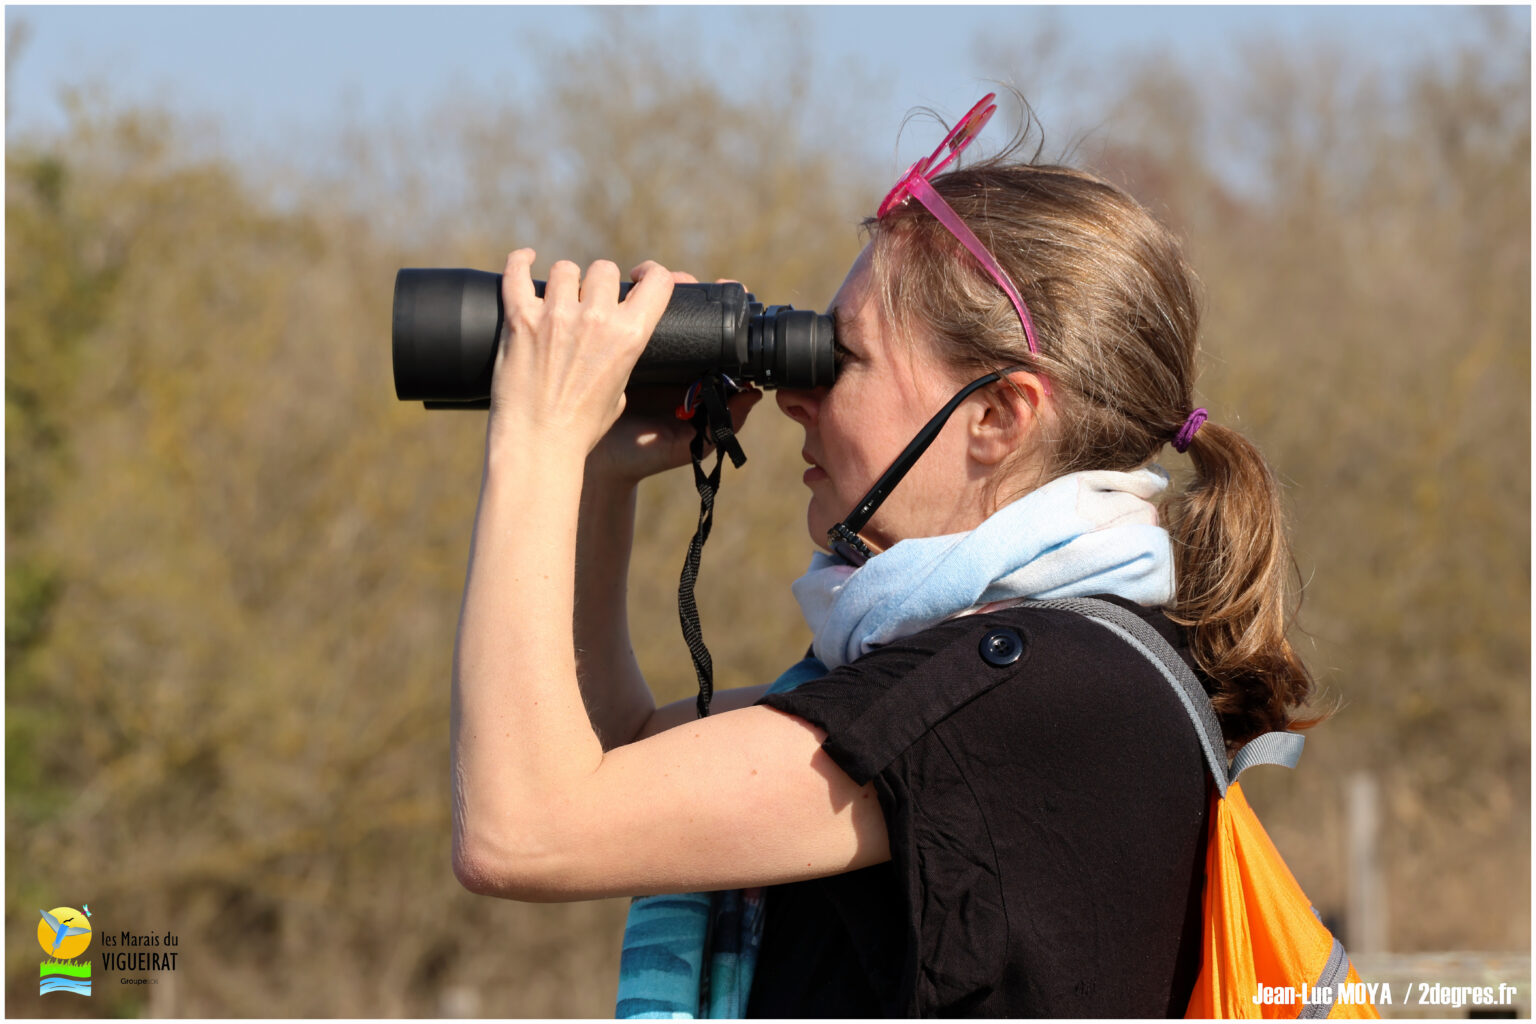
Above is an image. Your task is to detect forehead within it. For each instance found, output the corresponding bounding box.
[827,246,876,317]
[827,244,930,353]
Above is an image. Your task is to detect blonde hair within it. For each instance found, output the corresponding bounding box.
[866,161,1318,747]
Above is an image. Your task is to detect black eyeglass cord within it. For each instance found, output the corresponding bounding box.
[677,367,1019,714]
[677,376,746,718]
[828,366,1025,567]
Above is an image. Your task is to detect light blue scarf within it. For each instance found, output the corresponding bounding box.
[793,466,1175,669]
[615,466,1174,1017]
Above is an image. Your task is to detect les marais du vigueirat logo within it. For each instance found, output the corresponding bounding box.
[39,905,93,996]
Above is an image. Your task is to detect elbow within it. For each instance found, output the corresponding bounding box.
[451,820,582,903]
[452,836,504,898]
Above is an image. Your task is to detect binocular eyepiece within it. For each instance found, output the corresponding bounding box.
[392,269,838,408]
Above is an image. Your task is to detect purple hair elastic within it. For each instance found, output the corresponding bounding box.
[1173,408,1208,453]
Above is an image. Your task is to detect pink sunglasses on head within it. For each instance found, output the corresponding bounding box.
[877,93,1040,357]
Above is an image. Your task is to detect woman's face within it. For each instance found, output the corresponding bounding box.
[777,246,988,553]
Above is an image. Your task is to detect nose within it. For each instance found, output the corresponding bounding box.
[775,385,825,426]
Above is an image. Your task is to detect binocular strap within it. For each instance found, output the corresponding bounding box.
[678,377,748,718]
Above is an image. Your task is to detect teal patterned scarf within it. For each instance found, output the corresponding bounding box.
[614,657,825,1019]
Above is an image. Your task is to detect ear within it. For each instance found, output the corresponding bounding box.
[966,371,1050,466]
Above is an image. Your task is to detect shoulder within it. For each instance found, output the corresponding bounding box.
[761,596,1206,786]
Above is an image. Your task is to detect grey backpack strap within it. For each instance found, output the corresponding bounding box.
[1230,729,1306,782]
[1023,598,1308,793]
[1297,937,1350,1019]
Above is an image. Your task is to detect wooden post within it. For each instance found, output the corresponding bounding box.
[1347,770,1386,953]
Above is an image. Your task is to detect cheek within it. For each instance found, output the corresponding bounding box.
[820,399,878,482]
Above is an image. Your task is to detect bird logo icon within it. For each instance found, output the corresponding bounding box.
[38,907,93,961]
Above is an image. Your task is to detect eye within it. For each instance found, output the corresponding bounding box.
[833,338,855,369]
[830,308,859,370]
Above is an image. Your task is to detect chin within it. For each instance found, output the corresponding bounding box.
[806,517,831,552]
[805,505,836,553]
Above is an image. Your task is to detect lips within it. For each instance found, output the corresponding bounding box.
[801,449,828,484]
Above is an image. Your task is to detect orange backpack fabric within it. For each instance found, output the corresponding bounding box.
[1186,782,1378,1019]
[1027,599,1379,1021]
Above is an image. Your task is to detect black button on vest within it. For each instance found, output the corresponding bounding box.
[979,628,1024,666]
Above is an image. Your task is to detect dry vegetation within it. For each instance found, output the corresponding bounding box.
[6,13,1528,1017]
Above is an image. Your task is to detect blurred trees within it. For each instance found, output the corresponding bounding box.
[6,10,1528,1016]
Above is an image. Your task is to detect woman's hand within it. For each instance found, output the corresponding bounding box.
[584,270,763,488]
[489,250,675,457]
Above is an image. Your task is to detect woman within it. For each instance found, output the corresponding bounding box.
[450,98,1317,1017]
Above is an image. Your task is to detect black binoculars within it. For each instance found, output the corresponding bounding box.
[392,269,837,409]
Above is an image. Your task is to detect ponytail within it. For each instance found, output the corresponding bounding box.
[1164,422,1322,750]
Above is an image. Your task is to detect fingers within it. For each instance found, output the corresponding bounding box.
[630,262,697,286]
[726,387,763,433]
[502,248,539,322]
[579,259,622,307]
[624,260,675,340]
[545,257,581,306]
[625,263,742,294]
[504,252,670,328]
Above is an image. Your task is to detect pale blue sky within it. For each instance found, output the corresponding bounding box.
[6,5,1518,173]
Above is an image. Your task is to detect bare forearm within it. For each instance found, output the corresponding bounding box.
[573,468,655,747]
[451,441,604,864]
